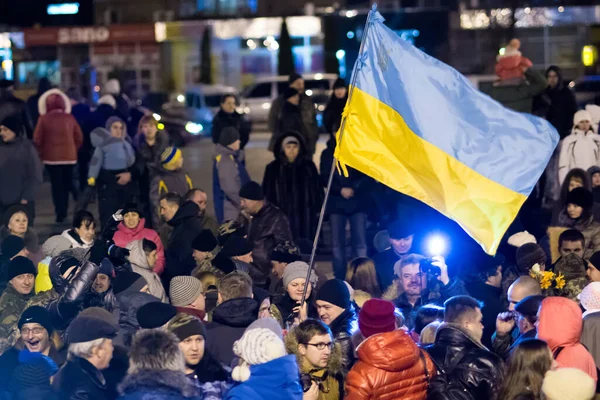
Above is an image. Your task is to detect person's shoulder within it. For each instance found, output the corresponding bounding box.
[461,347,504,370]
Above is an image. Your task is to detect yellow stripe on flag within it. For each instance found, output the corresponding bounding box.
[335,86,526,254]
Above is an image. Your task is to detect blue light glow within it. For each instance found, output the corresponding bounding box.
[47,3,80,15]
[347,31,355,39]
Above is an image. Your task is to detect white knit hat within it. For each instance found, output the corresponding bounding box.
[574,110,592,127]
[542,368,596,400]
[231,328,286,382]
[579,282,600,313]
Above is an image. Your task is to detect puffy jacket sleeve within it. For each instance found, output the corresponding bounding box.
[72,117,84,150]
[217,156,242,207]
[344,363,371,400]
[88,147,103,180]
[124,140,136,168]
[148,229,166,276]
[32,118,44,158]
[491,331,514,360]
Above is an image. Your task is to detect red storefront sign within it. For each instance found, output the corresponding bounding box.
[22,24,156,47]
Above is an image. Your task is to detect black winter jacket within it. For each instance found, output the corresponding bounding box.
[425,323,505,400]
[212,109,251,149]
[114,291,159,346]
[247,203,293,286]
[328,307,358,372]
[206,297,258,367]
[53,356,112,400]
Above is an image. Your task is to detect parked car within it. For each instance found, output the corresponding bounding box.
[570,76,600,107]
[143,84,238,146]
[240,73,338,124]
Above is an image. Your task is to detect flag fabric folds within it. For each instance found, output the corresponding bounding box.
[334,9,559,255]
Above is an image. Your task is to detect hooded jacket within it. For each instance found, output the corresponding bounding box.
[0,132,43,206]
[268,93,318,156]
[88,122,136,180]
[263,131,324,241]
[345,330,435,400]
[532,67,577,139]
[33,88,83,164]
[125,239,167,302]
[113,218,165,275]
[424,323,505,400]
[206,297,258,366]
[224,355,303,400]
[213,144,250,223]
[119,369,201,400]
[536,296,598,382]
[558,128,600,185]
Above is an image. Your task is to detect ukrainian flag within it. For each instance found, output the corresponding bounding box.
[334,9,559,255]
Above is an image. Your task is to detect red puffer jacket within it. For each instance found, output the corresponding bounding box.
[345,329,435,400]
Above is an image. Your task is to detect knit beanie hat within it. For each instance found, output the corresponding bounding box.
[516,243,547,274]
[98,258,115,277]
[359,298,396,338]
[212,254,236,275]
[41,235,71,258]
[170,276,204,307]
[317,279,351,309]
[4,205,29,227]
[160,146,183,171]
[0,115,24,136]
[245,317,283,339]
[121,202,141,217]
[579,282,600,312]
[137,302,177,329]
[112,271,147,295]
[220,236,252,258]
[271,241,302,263]
[588,165,600,179]
[1,235,26,259]
[168,314,206,341]
[231,328,287,382]
[8,256,36,281]
[282,261,318,288]
[507,231,537,248]
[542,368,595,400]
[219,127,240,147]
[574,110,593,127]
[192,230,218,252]
[18,306,53,335]
[288,73,302,84]
[333,77,346,90]
[566,187,594,210]
[239,181,263,201]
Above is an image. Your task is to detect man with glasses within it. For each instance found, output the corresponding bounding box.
[285,319,344,400]
[0,306,65,393]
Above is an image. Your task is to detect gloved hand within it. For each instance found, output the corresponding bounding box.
[108,245,130,264]
[89,241,109,265]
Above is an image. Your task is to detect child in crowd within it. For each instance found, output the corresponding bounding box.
[61,210,95,249]
[495,38,533,81]
[150,146,193,228]
[126,238,168,302]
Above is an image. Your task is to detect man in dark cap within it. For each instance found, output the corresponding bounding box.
[53,308,118,400]
[493,294,544,360]
[0,257,36,344]
[373,219,417,289]
[137,301,177,329]
[268,73,318,156]
[239,181,292,288]
[0,235,30,293]
[0,80,34,139]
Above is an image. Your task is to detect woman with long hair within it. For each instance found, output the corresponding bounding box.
[346,257,382,298]
[499,339,555,400]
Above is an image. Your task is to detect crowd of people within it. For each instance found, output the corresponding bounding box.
[1,59,600,400]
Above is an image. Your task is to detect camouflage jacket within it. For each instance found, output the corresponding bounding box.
[6,288,59,344]
[0,285,34,345]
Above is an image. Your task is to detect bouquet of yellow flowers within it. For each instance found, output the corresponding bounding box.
[529,264,566,290]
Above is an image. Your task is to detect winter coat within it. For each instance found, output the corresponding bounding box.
[424,323,505,400]
[558,129,600,185]
[320,136,372,216]
[536,296,598,381]
[491,328,537,360]
[186,351,231,399]
[213,144,250,223]
[373,248,401,291]
[132,131,170,179]
[0,284,34,345]
[33,89,83,164]
[224,355,303,400]
[323,94,347,135]
[164,201,205,284]
[125,239,167,302]
[581,311,600,371]
[464,282,504,348]
[150,169,193,228]
[61,228,94,249]
[268,94,318,156]
[0,133,43,207]
[54,356,112,400]
[119,369,202,400]
[270,291,318,329]
[114,291,161,347]
[480,69,547,113]
[88,127,136,180]
[246,202,293,285]
[206,297,258,366]
[345,330,436,400]
[533,74,577,139]
[554,213,600,259]
[263,131,324,241]
[113,219,165,275]
[328,307,358,372]
[212,109,251,149]
[495,53,533,81]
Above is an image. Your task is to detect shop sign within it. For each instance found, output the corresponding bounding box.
[58,27,110,44]
[23,24,156,47]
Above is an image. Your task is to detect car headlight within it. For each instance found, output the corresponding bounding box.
[185,122,204,135]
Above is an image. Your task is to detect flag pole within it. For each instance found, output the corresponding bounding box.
[299,4,378,309]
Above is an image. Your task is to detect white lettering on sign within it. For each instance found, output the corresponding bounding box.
[57,27,110,44]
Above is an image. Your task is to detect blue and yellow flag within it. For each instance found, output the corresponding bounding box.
[334,9,559,255]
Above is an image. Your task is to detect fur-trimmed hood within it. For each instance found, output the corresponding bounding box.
[284,325,344,377]
[38,88,71,115]
[119,369,200,399]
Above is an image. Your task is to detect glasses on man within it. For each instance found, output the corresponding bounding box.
[304,342,334,351]
[21,327,45,335]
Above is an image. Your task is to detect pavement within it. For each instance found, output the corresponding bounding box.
[32,131,335,279]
